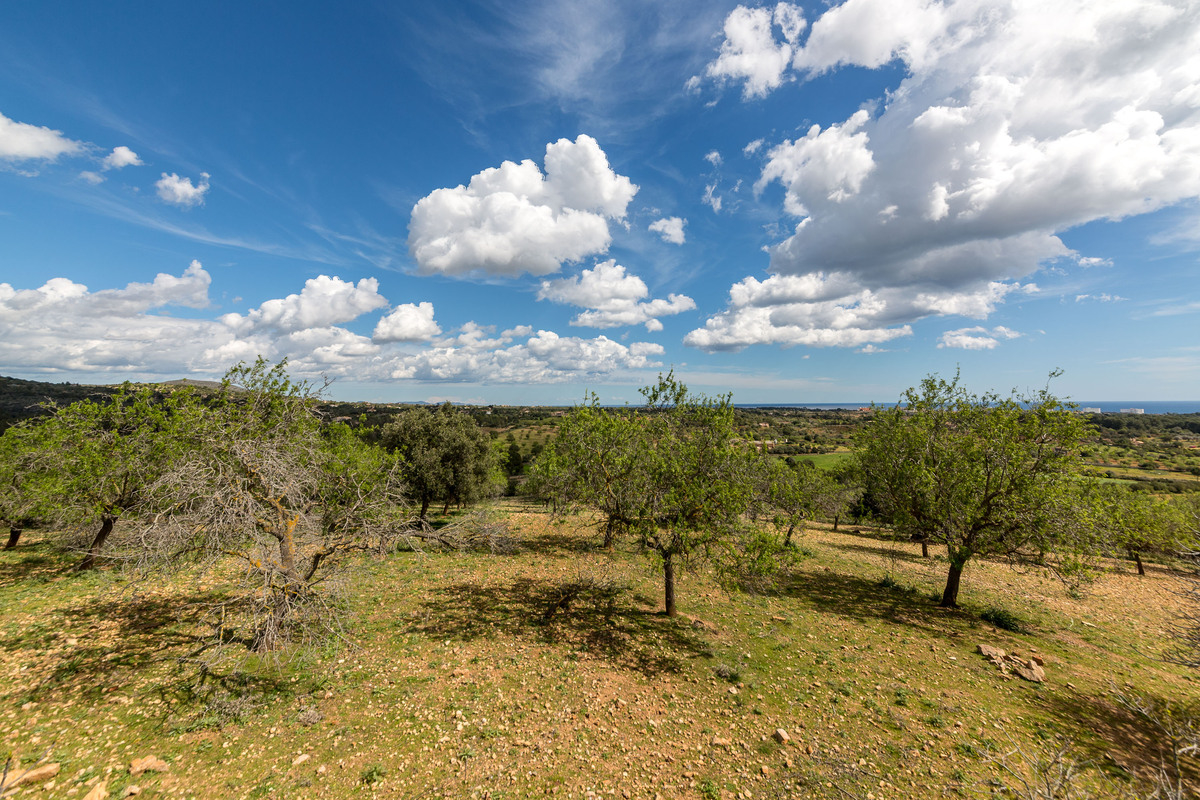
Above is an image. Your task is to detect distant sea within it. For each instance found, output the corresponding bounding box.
[739,401,1200,414]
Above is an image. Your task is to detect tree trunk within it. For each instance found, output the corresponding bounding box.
[663,553,677,617]
[419,497,430,522]
[442,498,451,515]
[921,540,929,559]
[940,559,966,608]
[832,514,840,532]
[4,527,19,550]
[603,519,617,550]
[1130,549,1145,576]
[75,515,115,571]
[783,522,796,548]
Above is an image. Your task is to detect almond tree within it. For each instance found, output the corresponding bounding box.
[20,384,201,570]
[532,395,648,548]
[541,373,767,616]
[857,372,1089,607]
[148,359,410,652]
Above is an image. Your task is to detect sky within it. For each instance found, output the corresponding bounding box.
[1,0,1198,405]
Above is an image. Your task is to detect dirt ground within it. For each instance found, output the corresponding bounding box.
[1,502,1197,798]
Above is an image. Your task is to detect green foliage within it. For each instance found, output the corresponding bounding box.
[380,403,498,519]
[359,764,387,785]
[856,371,1089,607]
[536,372,770,614]
[14,382,204,568]
[980,607,1027,633]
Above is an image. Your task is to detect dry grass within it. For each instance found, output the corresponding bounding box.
[1,501,1197,799]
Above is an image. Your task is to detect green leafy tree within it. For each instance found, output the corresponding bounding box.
[634,374,766,615]
[22,384,202,570]
[856,372,1089,607]
[380,404,498,521]
[0,425,48,549]
[534,396,647,548]
[1085,483,1180,575]
[762,458,833,547]
[542,374,767,616]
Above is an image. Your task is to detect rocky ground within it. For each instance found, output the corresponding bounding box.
[1,501,1197,798]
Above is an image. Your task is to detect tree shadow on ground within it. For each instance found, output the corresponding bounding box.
[772,566,974,639]
[409,577,713,677]
[0,535,73,587]
[822,538,940,568]
[1039,687,1200,791]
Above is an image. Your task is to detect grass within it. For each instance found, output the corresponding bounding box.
[1,501,1197,798]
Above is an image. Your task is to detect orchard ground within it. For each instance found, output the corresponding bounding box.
[1,500,1196,799]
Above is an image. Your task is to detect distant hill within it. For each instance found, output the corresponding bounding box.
[0,375,119,430]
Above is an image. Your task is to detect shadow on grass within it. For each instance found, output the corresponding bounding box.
[823,538,939,568]
[410,577,713,677]
[0,535,73,586]
[1039,688,1200,790]
[772,566,972,638]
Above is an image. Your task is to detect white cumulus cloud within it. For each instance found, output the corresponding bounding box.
[0,111,84,162]
[648,216,686,245]
[537,260,696,331]
[103,146,143,171]
[0,265,664,387]
[692,0,1200,351]
[156,171,210,207]
[705,3,807,99]
[937,326,1022,350]
[373,301,442,343]
[223,275,388,334]
[408,134,637,278]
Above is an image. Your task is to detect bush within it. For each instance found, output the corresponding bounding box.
[980,606,1027,633]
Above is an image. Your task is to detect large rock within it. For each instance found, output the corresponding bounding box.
[976,644,1006,661]
[7,763,61,788]
[1014,661,1046,683]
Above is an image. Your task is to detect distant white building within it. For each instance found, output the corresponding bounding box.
[1119,408,1145,414]
[1077,407,1102,414]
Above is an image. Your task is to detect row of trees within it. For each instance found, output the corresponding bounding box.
[530,371,1198,616]
[0,359,501,652]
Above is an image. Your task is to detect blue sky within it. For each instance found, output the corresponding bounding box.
[1,0,1198,405]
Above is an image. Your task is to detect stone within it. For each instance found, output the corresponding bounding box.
[772,729,790,745]
[1014,662,1046,683]
[710,737,732,748]
[1031,654,1045,666]
[8,763,61,788]
[123,787,142,797]
[292,754,310,766]
[83,782,109,800]
[129,755,169,776]
[976,644,1005,660]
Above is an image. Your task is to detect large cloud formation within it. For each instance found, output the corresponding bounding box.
[690,0,1200,351]
[408,135,638,277]
[0,263,662,385]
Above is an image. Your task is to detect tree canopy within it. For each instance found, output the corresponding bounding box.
[856,372,1089,607]
[380,403,499,521]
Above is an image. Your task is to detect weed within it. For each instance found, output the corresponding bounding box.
[698,779,720,800]
[980,606,1026,633]
[894,688,912,707]
[713,663,740,683]
[359,764,387,785]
